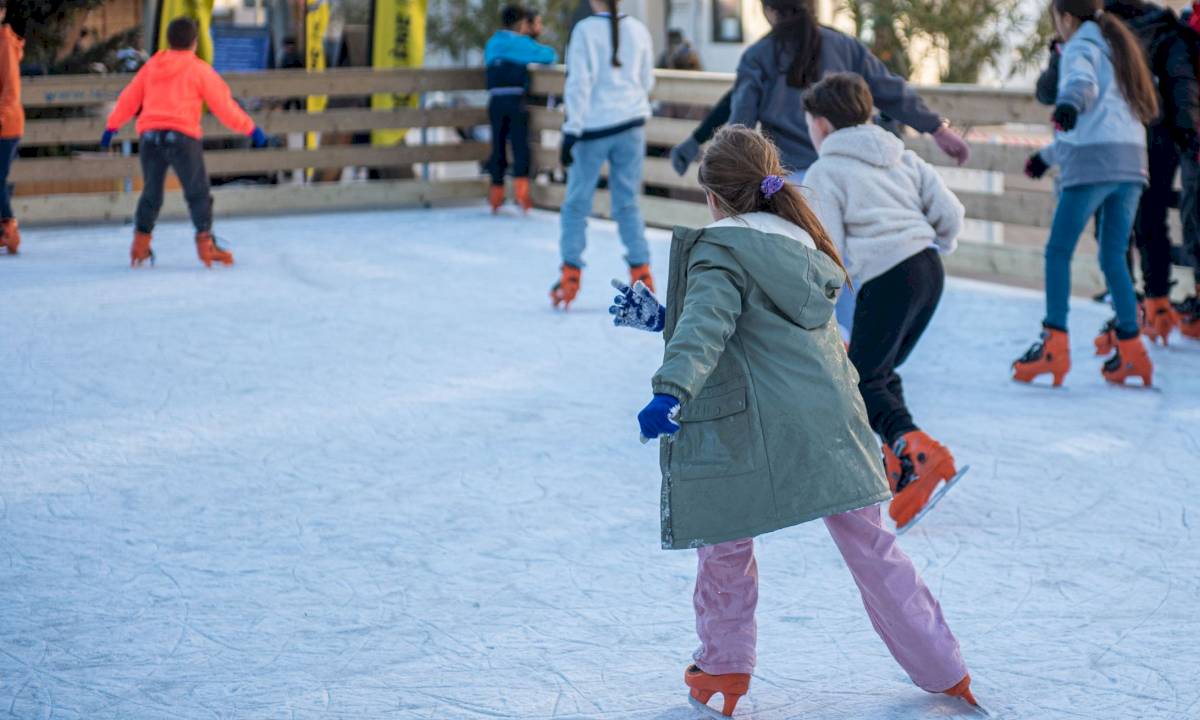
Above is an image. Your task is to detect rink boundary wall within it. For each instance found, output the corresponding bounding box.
[16,67,1193,295]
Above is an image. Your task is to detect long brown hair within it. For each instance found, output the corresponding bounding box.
[762,0,822,88]
[698,125,848,281]
[1053,0,1158,123]
[606,0,621,66]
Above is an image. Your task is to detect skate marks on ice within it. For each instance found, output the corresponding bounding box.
[1,211,1199,719]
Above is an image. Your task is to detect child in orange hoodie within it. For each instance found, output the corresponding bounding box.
[102,17,268,267]
[0,0,24,255]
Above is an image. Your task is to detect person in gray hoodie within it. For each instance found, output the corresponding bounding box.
[668,0,971,179]
[801,73,965,533]
[1016,0,1161,388]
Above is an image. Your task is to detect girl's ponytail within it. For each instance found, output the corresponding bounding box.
[698,125,849,281]
[607,0,622,66]
[763,0,822,88]
[1053,0,1159,123]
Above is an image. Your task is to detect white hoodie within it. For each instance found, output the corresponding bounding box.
[562,13,654,137]
[802,124,963,287]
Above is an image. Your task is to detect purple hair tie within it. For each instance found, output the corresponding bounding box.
[760,174,785,199]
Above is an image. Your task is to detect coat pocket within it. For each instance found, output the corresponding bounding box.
[671,382,763,481]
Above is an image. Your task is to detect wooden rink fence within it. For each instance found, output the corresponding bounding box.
[12,65,1193,295]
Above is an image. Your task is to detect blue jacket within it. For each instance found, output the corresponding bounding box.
[484,30,557,90]
[1040,20,1147,188]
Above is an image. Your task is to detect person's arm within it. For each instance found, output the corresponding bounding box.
[728,48,766,128]
[0,36,18,122]
[104,67,147,131]
[690,90,732,145]
[802,167,848,264]
[914,153,964,254]
[505,34,559,65]
[651,246,745,403]
[1057,36,1100,114]
[1035,40,1062,106]
[561,27,593,137]
[854,40,940,134]
[198,63,256,135]
[639,23,656,95]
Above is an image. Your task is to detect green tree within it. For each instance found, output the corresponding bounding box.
[9,0,111,71]
[839,0,1054,83]
[427,0,576,61]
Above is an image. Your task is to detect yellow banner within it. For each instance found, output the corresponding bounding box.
[157,0,215,62]
[305,0,330,154]
[371,0,427,146]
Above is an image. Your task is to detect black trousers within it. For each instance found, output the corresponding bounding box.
[848,248,945,446]
[135,131,212,234]
[1133,124,1199,297]
[487,95,530,186]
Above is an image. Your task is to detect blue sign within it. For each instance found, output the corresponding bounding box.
[212,26,272,73]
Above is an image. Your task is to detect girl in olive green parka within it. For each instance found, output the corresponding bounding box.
[613,126,978,716]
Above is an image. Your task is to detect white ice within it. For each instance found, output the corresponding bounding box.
[1,206,1198,720]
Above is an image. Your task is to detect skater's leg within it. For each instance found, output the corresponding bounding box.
[166,133,213,233]
[487,99,510,186]
[606,126,650,267]
[1044,184,1109,331]
[134,132,171,234]
[1180,151,1200,287]
[824,504,966,692]
[693,537,757,675]
[1133,125,1178,299]
[891,250,945,368]
[848,251,938,444]
[1097,183,1144,336]
[0,137,18,220]
[558,136,606,268]
[510,102,531,180]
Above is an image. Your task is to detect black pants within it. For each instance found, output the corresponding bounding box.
[848,248,945,446]
[487,95,530,186]
[1132,124,1199,297]
[0,137,18,219]
[135,131,212,234]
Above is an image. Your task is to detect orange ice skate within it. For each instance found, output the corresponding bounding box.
[195,231,233,268]
[1140,296,1178,346]
[488,184,506,214]
[629,263,655,293]
[550,264,581,309]
[1012,326,1070,387]
[1101,335,1153,386]
[513,177,533,213]
[130,230,153,267]
[684,664,750,717]
[888,430,957,532]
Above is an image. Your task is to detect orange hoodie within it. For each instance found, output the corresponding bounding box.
[105,50,255,139]
[0,24,25,139]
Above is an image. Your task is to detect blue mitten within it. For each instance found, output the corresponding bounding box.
[249,127,269,148]
[638,394,681,441]
[610,278,665,332]
[100,129,116,149]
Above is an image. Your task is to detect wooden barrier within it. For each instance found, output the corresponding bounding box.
[14,65,1193,295]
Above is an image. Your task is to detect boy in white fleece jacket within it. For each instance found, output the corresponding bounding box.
[801,73,966,533]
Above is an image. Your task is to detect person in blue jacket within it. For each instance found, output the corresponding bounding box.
[484,5,558,213]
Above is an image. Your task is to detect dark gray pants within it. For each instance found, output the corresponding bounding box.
[847,248,944,446]
[135,131,211,234]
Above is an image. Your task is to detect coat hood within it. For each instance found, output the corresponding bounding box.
[143,50,199,83]
[700,213,844,329]
[816,124,906,168]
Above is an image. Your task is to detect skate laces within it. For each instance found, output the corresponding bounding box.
[1017,332,1049,364]
[890,438,917,492]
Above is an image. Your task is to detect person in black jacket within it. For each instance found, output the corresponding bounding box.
[1037,0,1200,345]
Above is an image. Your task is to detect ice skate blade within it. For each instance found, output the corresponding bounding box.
[688,693,734,718]
[896,465,970,536]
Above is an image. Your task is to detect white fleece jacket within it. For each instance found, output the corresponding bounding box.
[562,13,654,137]
[802,124,964,287]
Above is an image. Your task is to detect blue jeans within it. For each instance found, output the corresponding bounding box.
[0,137,19,219]
[1044,182,1143,335]
[559,126,649,268]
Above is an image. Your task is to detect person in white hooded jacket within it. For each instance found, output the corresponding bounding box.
[801,73,966,533]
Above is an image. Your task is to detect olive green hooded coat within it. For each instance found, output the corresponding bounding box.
[652,213,891,550]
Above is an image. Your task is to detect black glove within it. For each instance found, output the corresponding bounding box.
[560,133,578,168]
[1052,104,1078,132]
[1025,153,1050,180]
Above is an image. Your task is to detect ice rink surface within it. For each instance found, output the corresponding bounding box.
[1,206,1198,720]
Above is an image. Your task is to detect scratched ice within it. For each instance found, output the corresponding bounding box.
[1,206,1197,719]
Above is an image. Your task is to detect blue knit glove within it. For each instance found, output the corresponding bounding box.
[610,278,665,332]
[249,127,269,148]
[100,129,116,149]
[638,394,681,441]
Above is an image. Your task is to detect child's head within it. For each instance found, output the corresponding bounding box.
[501,4,529,33]
[698,125,848,279]
[166,17,199,51]
[801,73,873,150]
[525,7,544,38]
